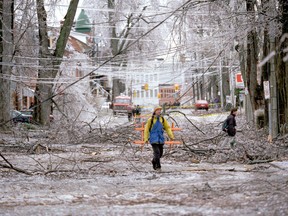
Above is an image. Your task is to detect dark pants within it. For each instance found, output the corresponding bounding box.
[151,144,164,169]
[128,113,132,121]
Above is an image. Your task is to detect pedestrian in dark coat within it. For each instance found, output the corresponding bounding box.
[222,107,237,147]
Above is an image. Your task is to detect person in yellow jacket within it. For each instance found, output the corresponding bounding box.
[144,106,174,170]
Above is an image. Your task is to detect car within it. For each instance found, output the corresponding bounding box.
[10,110,33,123]
[141,106,153,113]
[20,110,33,116]
[194,100,209,111]
[20,109,54,122]
[101,102,111,110]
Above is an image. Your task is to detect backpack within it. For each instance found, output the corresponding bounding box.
[149,116,164,132]
[222,118,228,131]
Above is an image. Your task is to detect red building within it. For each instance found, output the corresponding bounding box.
[158,84,181,106]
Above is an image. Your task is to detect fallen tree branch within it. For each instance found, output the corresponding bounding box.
[81,158,112,163]
[247,159,274,165]
[44,169,75,175]
[182,139,216,155]
[166,110,205,134]
[184,133,224,147]
[0,152,32,175]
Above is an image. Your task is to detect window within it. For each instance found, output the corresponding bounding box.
[146,90,149,97]
[145,74,148,82]
[115,98,131,103]
[150,89,153,98]
[154,74,157,81]
[141,91,144,98]
[137,90,140,98]
[154,89,158,97]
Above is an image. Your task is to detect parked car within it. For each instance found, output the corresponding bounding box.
[101,102,111,110]
[141,106,153,113]
[20,109,54,122]
[10,110,33,123]
[194,100,209,111]
[20,110,33,116]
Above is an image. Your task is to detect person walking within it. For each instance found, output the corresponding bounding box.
[134,105,141,123]
[144,106,174,170]
[127,104,134,122]
[222,107,238,148]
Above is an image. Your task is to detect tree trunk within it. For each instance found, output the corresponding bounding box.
[0,0,14,129]
[277,0,288,129]
[262,28,270,126]
[245,0,259,125]
[107,0,145,101]
[108,0,122,101]
[222,58,230,107]
[35,0,79,125]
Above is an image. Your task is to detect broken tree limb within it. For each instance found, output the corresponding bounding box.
[0,152,32,175]
[166,110,205,134]
[247,159,274,165]
[184,133,224,147]
[182,139,216,155]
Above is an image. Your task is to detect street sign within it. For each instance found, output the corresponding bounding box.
[235,73,244,89]
[263,81,270,99]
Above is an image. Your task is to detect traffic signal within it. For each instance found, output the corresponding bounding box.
[157,93,161,98]
[174,84,179,91]
[144,83,149,91]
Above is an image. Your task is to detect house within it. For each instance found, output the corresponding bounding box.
[11,9,111,111]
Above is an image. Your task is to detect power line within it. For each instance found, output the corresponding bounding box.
[6,0,188,104]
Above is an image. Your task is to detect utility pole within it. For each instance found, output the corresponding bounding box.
[192,71,195,105]
[269,37,278,140]
[268,1,278,141]
[230,69,235,107]
[92,20,96,66]
[201,54,205,100]
[229,49,235,107]
[219,56,224,109]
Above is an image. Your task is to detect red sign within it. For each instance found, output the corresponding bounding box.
[235,73,244,89]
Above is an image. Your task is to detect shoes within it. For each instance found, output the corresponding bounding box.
[152,159,161,170]
[151,159,157,170]
[155,167,161,171]
[230,140,236,148]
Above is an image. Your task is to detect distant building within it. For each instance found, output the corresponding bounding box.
[11,9,111,111]
[158,84,180,106]
[125,57,184,107]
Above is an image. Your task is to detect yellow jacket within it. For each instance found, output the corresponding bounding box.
[144,115,174,143]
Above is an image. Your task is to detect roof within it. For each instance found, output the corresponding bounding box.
[75,9,91,33]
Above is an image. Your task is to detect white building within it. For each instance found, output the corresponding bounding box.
[124,54,187,107]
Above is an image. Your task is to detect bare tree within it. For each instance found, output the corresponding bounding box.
[244,0,259,124]
[107,0,148,101]
[34,0,79,125]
